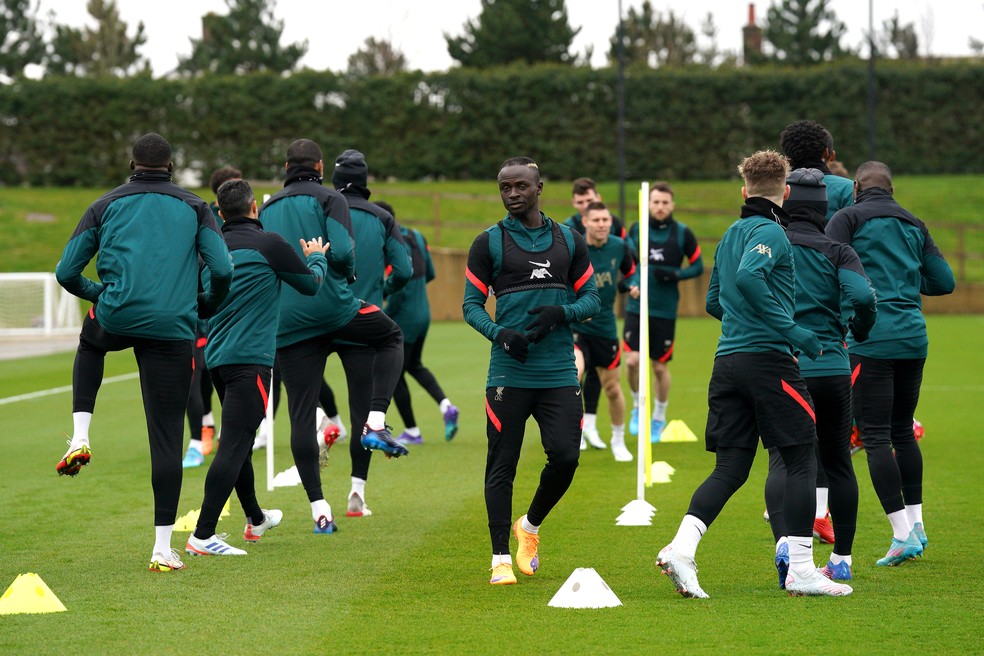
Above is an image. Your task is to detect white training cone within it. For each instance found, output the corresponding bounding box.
[273,465,302,487]
[650,461,676,484]
[616,499,657,526]
[548,568,622,609]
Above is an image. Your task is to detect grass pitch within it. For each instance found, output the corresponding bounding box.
[0,317,981,654]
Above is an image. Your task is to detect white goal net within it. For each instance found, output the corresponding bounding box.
[0,273,82,336]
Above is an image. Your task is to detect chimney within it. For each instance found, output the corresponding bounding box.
[742,3,763,65]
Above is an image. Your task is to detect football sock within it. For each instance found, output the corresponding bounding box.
[583,413,597,432]
[653,400,668,422]
[188,439,202,451]
[492,554,513,567]
[611,424,625,440]
[905,503,923,527]
[630,391,639,407]
[405,426,421,438]
[329,414,345,429]
[670,514,707,560]
[72,412,92,446]
[815,487,829,519]
[887,509,912,541]
[154,525,174,556]
[350,477,366,499]
[439,398,452,413]
[201,412,214,427]
[366,411,386,430]
[521,516,539,534]
[311,499,332,522]
[830,552,852,566]
[788,536,815,577]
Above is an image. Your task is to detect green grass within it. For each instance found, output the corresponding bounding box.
[1,317,981,654]
[2,175,983,279]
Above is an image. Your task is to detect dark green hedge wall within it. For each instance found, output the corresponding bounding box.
[1,60,980,186]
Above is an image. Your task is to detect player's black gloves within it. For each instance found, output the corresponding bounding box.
[848,316,870,343]
[525,305,567,343]
[498,328,530,363]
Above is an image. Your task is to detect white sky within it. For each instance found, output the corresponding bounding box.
[34,0,983,75]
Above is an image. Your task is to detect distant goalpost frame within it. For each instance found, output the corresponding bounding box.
[0,272,81,336]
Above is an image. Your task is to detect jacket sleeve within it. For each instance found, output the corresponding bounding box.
[564,231,601,323]
[678,227,704,280]
[196,205,234,315]
[735,225,820,359]
[323,192,356,282]
[919,229,956,296]
[836,244,878,342]
[705,262,722,320]
[382,217,412,297]
[616,241,638,292]
[55,205,104,302]
[422,233,436,283]
[265,233,326,296]
[462,231,501,342]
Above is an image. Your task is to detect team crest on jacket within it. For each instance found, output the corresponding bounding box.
[529,259,552,279]
[750,244,772,258]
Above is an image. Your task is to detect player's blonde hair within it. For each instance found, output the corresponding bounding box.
[738,150,790,199]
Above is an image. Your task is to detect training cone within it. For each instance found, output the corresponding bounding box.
[174,508,201,531]
[548,568,622,609]
[220,497,231,518]
[616,499,657,526]
[0,574,67,615]
[649,461,676,484]
[273,465,302,487]
[657,420,698,443]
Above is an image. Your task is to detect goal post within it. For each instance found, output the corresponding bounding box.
[0,273,82,336]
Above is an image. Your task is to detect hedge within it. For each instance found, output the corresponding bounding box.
[0,60,981,186]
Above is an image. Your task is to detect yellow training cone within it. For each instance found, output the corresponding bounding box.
[0,573,67,615]
[173,508,201,531]
[220,498,231,518]
[658,419,699,443]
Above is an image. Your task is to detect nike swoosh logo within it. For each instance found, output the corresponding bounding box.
[529,260,550,267]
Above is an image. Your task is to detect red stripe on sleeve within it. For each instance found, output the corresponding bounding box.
[626,261,637,277]
[466,267,489,297]
[781,379,816,423]
[573,264,595,292]
[485,398,502,432]
[689,245,702,264]
[384,264,393,277]
[88,306,95,319]
[256,374,269,413]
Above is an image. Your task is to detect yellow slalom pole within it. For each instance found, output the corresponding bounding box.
[637,183,651,497]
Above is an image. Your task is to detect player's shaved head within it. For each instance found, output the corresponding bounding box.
[286,139,323,167]
[854,161,893,191]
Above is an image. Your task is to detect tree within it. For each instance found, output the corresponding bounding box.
[347,37,407,77]
[45,0,148,77]
[763,0,849,66]
[446,0,579,68]
[608,1,697,68]
[178,0,307,75]
[878,11,919,59]
[0,0,45,78]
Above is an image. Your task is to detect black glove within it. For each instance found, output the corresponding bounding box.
[525,305,567,343]
[498,328,530,363]
[848,316,870,343]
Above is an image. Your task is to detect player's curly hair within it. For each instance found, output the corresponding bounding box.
[738,150,790,198]
[779,120,833,168]
[499,156,540,182]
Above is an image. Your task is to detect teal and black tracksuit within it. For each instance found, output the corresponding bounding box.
[464,214,600,554]
[55,169,233,526]
[194,216,327,540]
[764,204,877,556]
[691,198,820,541]
[572,235,635,414]
[386,226,447,429]
[334,186,411,481]
[826,187,954,516]
[259,167,395,502]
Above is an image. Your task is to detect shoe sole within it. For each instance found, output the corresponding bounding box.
[345,509,372,517]
[148,561,185,572]
[56,448,91,477]
[361,436,409,457]
[657,557,707,599]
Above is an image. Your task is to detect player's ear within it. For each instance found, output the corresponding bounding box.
[783,184,790,200]
[741,186,748,200]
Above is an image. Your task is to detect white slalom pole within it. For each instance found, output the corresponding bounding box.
[265,370,275,492]
[637,182,650,501]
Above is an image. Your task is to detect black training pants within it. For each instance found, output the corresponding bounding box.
[193,364,269,539]
[73,311,193,526]
[392,326,446,430]
[851,355,925,514]
[484,386,582,554]
[765,375,859,554]
[277,305,403,502]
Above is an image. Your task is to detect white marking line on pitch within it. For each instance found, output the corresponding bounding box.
[0,372,139,406]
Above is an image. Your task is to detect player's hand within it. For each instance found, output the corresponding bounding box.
[525,305,566,343]
[629,285,640,299]
[300,237,329,256]
[498,328,530,363]
[848,316,870,342]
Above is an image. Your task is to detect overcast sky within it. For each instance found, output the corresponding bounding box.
[34,0,982,75]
